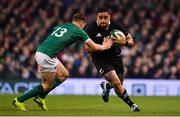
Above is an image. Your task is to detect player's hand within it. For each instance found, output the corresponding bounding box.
[102,36,113,50]
[112,35,126,46]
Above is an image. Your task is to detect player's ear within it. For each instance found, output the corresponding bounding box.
[96,21,100,26]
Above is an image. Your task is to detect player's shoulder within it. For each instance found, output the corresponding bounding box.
[85,21,98,30]
[53,24,63,28]
[71,24,87,35]
[53,23,71,30]
[110,21,128,36]
[110,21,125,29]
[64,23,83,33]
[63,23,76,28]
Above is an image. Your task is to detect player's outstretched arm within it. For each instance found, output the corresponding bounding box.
[85,37,112,53]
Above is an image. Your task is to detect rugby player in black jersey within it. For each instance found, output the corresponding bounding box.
[85,7,140,112]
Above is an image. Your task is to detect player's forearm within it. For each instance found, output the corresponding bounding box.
[93,44,105,51]
[85,39,105,53]
[86,44,104,53]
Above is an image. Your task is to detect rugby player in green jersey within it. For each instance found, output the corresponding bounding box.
[12,13,113,111]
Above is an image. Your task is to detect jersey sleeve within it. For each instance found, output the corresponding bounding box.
[116,23,129,36]
[74,28,90,42]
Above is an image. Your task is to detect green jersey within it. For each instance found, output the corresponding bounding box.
[37,23,89,57]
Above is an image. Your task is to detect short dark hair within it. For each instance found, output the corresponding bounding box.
[72,13,86,22]
[97,7,109,13]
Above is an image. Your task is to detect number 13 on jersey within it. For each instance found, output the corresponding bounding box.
[51,27,67,37]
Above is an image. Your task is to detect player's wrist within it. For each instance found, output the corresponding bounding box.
[101,45,106,51]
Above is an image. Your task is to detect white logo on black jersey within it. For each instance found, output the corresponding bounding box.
[99,68,104,75]
[96,33,102,37]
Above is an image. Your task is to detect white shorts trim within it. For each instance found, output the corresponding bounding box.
[35,52,60,72]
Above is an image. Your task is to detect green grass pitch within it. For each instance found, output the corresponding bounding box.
[0,94,180,116]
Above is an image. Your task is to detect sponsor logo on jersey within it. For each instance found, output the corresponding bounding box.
[99,68,104,75]
[96,33,102,37]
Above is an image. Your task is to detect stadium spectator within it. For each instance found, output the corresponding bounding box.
[0,0,179,79]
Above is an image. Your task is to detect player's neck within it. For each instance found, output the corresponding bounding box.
[72,21,82,29]
[97,23,109,30]
[100,25,109,30]
[105,25,109,30]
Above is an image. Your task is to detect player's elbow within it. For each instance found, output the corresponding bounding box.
[127,40,134,47]
[85,43,102,53]
[125,34,134,47]
[125,37,134,47]
[91,45,104,52]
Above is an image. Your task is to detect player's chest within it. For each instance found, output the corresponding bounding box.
[94,30,111,43]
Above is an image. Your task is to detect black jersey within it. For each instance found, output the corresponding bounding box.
[85,21,128,59]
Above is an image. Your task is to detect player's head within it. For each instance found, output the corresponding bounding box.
[72,13,87,29]
[96,7,111,29]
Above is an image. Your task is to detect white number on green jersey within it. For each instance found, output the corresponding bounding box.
[51,27,67,37]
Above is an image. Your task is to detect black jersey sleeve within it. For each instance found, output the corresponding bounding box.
[113,22,129,36]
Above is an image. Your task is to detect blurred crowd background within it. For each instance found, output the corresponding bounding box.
[0,0,180,80]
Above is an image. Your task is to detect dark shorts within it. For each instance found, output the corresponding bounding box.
[92,56,124,76]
